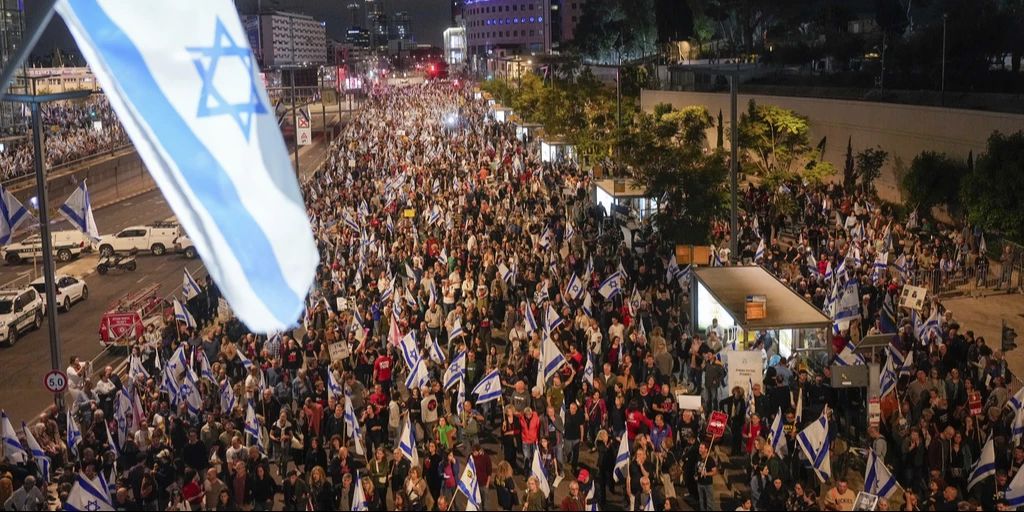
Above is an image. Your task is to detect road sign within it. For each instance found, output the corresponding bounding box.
[707,410,728,438]
[43,370,68,393]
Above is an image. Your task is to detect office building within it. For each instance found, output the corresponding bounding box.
[244,11,328,68]
[463,0,587,72]
[0,0,26,130]
[392,11,412,41]
[443,27,467,66]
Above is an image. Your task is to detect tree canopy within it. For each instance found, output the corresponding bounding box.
[961,131,1024,241]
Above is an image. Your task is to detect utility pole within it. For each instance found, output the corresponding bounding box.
[6,89,92,413]
[729,73,739,260]
[290,68,299,175]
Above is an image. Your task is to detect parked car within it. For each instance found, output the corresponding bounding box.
[1,230,88,265]
[29,274,89,312]
[97,222,179,257]
[0,287,43,346]
[173,233,197,259]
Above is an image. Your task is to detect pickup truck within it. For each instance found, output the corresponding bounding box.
[173,233,197,259]
[98,222,180,257]
[1,230,88,264]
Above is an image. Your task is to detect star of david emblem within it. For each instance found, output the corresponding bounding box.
[187,18,267,140]
[117,416,127,431]
[86,500,101,511]
[180,384,191,397]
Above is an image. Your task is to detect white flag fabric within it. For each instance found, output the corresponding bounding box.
[834,340,865,366]
[613,432,630,482]
[864,449,901,498]
[545,304,564,332]
[57,0,318,333]
[0,410,26,464]
[0,184,33,245]
[219,380,236,414]
[67,409,82,455]
[768,408,787,456]
[458,452,482,510]
[64,472,113,511]
[443,351,467,390]
[471,369,503,404]
[351,471,368,511]
[532,448,551,497]
[524,301,539,334]
[427,332,446,365]
[398,331,419,371]
[541,336,566,383]
[1005,461,1024,508]
[58,181,100,242]
[398,414,419,467]
[21,422,50,481]
[797,411,832,483]
[327,369,344,399]
[968,437,996,491]
[182,268,202,301]
[173,298,197,329]
[344,395,366,456]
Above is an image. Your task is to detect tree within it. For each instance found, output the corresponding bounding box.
[618,112,729,244]
[736,99,811,178]
[855,146,888,193]
[659,106,715,147]
[692,15,716,57]
[843,137,855,192]
[572,0,657,64]
[901,151,966,216]
[716,109,724,149]
[961,131,1024,240]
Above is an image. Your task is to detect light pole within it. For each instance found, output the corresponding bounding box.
[941,13,948,103]
[729,74,739,260]
[5,89,92,413]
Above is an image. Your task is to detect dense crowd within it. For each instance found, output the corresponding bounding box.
[0,80,1021,512]
[0,97,128,180]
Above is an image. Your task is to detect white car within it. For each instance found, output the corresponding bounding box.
[1,231,87,265]
[0,288,43,346]
[30,274,89,312]
[173,234,197,259]
[97,222,180,257]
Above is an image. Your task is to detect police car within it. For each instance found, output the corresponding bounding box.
[29,274,89,312]
[173,233,197,259]
[1,231,87,265]
[0,288,44,346]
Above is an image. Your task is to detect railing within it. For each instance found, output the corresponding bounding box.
[1,143,134,188]
[908,262,1022,298]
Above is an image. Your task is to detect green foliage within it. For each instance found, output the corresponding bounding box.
[901,151,966,216]
[855,146,888,193]
[736,99,811,178]
[961,131,1024,240]
[572,0,658,63]
[803,160,837,186]
[659,106,715,147]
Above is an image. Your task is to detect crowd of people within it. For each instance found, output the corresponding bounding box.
[0,96,129,180]
[0,79,1021,512]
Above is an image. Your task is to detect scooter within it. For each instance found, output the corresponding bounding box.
[97,251,137,274]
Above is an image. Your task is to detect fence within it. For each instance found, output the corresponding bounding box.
[908,262,1022,298]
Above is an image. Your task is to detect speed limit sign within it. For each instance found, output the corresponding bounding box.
[43,370,68,394]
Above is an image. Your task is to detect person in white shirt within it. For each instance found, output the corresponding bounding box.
[66,356,89,403]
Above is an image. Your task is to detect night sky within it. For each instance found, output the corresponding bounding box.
[28,0,453,58]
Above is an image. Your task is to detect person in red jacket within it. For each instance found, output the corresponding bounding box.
[520,407,541,472]
[625,403,653,441]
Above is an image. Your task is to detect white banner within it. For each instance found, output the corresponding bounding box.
[723,349,763,395]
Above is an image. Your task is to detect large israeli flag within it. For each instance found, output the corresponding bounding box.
[58,181,100,242]
[57,0,319,333]
[0,185,33,245]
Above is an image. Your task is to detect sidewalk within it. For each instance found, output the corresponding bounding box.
[944,292,1024,377]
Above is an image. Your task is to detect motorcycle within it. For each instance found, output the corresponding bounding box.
[97,251,137,274]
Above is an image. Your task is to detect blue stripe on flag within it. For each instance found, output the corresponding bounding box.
[69,1,304,325]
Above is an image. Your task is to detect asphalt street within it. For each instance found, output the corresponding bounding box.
[0,128,337,423]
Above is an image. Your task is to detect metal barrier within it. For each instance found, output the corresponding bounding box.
[1,144,133,188]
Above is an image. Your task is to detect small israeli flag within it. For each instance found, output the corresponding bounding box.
[797,410,832,483]
[532,448,552,497]
[428,332,446,364]
[613,433,630,482]
[541,335,566,383]
[343,396,365,456]
[459,453,482,511]
[524,300,539,334]
[443,350,467,390]
[1,410,27,463]
[219,380,236,413]
[565,273,584,301]
[399,414,419,466]
[65,471,113,511]
[57,0,319,333]
[173,298,197,329]
[0,184,33,245]
[968,436,996,491]
[58,180,100,242]
[327,369,344,399]
[865,448,901,498]
[498,262,514,283]
[67,409,82,456]
[22,422,51,481]
[471,369,503,404]
[768,408,787,456]
[755,238,766,262]
[1005,455,1024,507]
[182,268,202,301]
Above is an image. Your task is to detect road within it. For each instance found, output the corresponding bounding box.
[0,130,337,423]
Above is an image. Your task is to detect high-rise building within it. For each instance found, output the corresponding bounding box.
[462,0,588,72]
[246,11,328,68]
[367,4,388,49]
[0,0,26,130]
[451,0,465,25]
[392,11,412,41]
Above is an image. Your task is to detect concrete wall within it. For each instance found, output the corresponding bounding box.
[641,89,1024,202]
[8,149,155,213]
